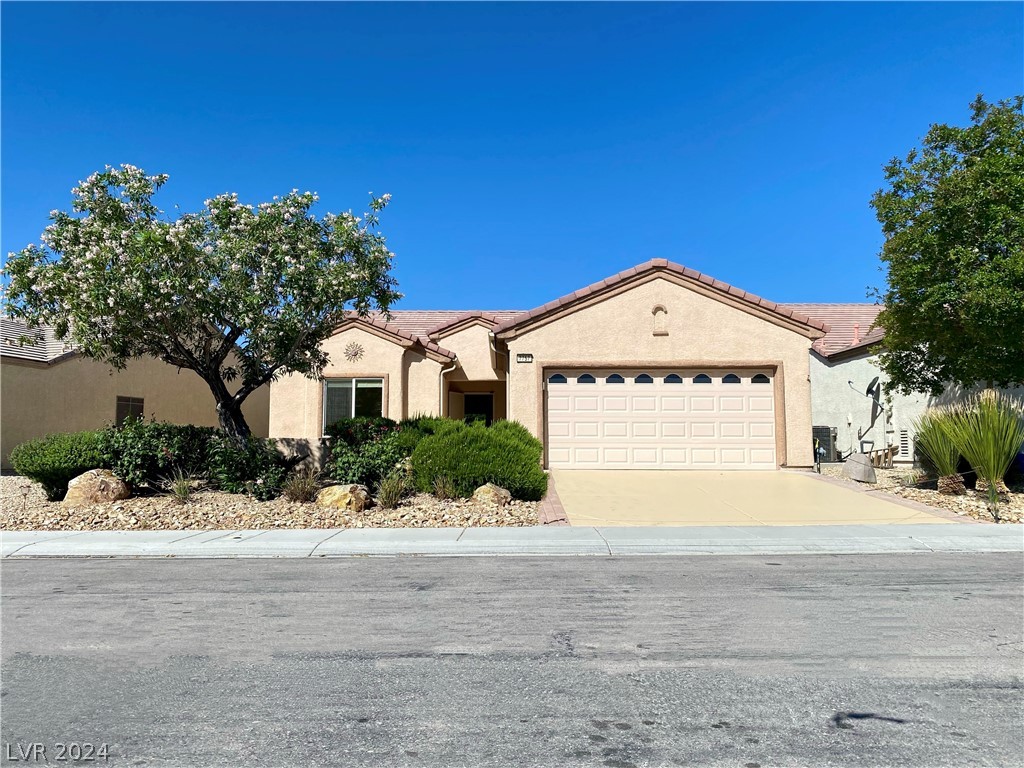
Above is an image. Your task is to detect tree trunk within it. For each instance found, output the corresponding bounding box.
[216,400,252,443]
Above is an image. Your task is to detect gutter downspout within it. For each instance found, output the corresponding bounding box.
[439,358,459,417]
[489,331,509,421]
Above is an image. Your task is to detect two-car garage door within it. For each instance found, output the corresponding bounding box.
[545,369,777,469]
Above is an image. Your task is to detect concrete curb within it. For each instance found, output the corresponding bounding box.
[2,523,1020,559]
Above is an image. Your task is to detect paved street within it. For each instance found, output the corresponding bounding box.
[2,554,1022,767]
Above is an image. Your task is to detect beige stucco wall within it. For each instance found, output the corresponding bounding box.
[1,355,270,468]
[502,275,817,468]
[439,324,504,382]
[268,325,444,442]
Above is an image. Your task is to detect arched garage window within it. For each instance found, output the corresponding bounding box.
[693,373,712,384]
[548,373,567,384]
[752,373,771,384]
[635,373,654,384]
[722,373,742,384]
[577,373,596,384]
[664,374,683,384]
[606,373,625,383]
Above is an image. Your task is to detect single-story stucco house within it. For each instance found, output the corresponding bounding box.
[0,317,270,468]
[269,259,942,470]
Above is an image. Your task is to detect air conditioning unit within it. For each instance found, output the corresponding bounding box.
[812,426,838,463]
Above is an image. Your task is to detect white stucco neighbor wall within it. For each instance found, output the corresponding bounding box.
[809,352,928,462]
[810,351,1024,464]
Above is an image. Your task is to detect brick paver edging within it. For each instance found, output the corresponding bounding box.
[538,473,569,526]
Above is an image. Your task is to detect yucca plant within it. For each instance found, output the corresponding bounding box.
[941,392,1024,521]
[913,408,965,495]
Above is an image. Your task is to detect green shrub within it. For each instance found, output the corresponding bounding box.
[328,432,406,489]
[942,392,1024,518]
[207,434,285,500]
[399,415,464,436]
[325,417,399,449]
[489,420,542,454]
[10,431,107,501]
[376,470,410,509]
[411,422,548,501]
[392,426,427,457]
[99,418,215,488]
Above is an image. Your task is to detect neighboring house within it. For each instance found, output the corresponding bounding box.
[794,304,927,463]
[1,317,270,468]
[802,308,1024,463]
[272,259,833,470]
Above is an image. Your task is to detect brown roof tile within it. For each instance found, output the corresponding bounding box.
[780,303,884,357]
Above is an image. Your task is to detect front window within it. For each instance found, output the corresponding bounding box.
[324,378,383,430]
[116,396,144,426]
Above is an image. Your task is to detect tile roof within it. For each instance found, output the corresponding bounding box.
[780,303,884,357]
[491,259,831,336]
[340,314,457,359]
[426,311,500,338]
[373,310,522,339]
[0,317,77,364]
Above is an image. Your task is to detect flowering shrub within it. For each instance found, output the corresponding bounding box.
[328,434,406,490]
[325,417,399,449]
[206,434,286,500]
[3,165,400,440]
[99,419,215,489]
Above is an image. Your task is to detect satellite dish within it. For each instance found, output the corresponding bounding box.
[866,376,879,396]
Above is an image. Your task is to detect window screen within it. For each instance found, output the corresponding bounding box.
[354,379,383,417]
[116,396,144,426]
[324,378,383,430]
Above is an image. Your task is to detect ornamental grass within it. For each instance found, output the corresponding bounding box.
[941,392,1024,521]
[913,408,965,495]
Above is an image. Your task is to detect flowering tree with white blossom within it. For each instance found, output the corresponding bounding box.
[3,165,400,440]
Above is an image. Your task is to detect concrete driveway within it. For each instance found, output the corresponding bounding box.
[550,470,954,527]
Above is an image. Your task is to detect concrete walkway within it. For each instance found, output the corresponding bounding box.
[2,523,1019,558]
[551,469,954,526]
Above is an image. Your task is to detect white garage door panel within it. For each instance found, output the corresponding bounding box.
[546,369,777,470]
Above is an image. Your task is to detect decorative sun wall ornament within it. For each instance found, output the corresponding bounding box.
[344,342,364,362]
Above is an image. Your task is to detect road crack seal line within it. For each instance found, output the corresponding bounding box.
[593,528,613,555]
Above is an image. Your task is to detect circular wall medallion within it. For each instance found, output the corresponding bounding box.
[344,342,364,362]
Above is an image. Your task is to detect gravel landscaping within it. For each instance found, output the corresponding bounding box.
[0,475,539,531]
[819,464,1024,524]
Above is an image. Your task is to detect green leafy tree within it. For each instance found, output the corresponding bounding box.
[3,165,400,440]
[870,96,1024,395]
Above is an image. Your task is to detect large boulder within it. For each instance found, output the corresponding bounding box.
[63,469,131,506]
[842,453,877,484]
[316,484,370,513]
[472,483,512,507]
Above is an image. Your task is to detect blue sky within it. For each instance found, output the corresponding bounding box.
[2,2,1021,309]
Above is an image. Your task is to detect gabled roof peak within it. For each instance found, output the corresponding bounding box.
[491,259,830,336]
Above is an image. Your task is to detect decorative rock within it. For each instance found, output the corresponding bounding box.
[316,484,370,513]
[473,483,512,507]
[63,469,131,506]
[842,453,877,484]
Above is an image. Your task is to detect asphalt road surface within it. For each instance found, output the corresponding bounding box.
[2,554,1021,767]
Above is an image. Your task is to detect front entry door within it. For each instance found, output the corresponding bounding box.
[463,393,495,426]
